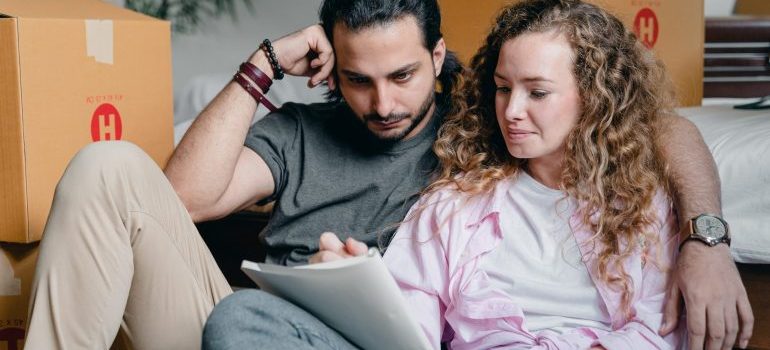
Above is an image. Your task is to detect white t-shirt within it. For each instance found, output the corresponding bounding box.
[478,171,611,333]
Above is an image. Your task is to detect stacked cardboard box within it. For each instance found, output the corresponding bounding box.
[440,0,705,106]
[735,0,770,15]
[0,0,173,346]
[0,244,37,350]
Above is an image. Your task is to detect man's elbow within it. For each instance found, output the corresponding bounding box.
[658,114,701,139]
[165,171,209,222]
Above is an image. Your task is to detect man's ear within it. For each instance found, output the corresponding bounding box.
[327,72,337,91]
[432,37,447,77]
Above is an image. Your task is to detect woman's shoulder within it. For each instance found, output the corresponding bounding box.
[415,181,503,219]
[651,188,673,210]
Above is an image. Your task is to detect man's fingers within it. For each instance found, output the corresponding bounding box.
[308,252,323,264]
[723,303,740,350]
[310,52,335,87]
[309,250,345,264]
[345,237,368,256]
[660,284,682,335]
[313,44,334,67]
[307,25,335,86]
[315,233,365,263]
[737,294,754,348]
[319,232,345,253]
[688,303,706,350]
[705,307,726,350]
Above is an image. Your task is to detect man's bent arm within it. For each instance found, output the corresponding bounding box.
[656,114,753,350]
[657,115,721,224]
[165,50,276,222]
[165,25,336,223]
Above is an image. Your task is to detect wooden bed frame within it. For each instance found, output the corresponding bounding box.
[704,16,770,98]
[740,264,770,349]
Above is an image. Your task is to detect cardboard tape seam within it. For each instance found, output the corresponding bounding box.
[85,19,113,65]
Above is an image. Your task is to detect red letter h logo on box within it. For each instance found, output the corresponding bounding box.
[91,103,123,141]
[633,8,659,49]
[0,327,24,350]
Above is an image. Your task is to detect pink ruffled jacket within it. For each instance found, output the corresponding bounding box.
[383,178,685,349]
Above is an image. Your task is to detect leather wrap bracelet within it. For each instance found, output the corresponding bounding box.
[239,62,272,93]
[232,73,277,112]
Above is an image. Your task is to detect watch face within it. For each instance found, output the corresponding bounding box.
[695,216,726,239]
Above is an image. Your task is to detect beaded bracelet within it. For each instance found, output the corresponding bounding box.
[260,39,285,80]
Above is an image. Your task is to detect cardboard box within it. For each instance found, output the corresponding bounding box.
[440,0,704,106]
[0,243,38,350]
[0,0,174,243]
[735,0,770,16]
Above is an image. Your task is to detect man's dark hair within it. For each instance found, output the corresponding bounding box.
[319,0,463,108]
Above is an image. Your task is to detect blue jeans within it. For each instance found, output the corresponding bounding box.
[203,289,360,349]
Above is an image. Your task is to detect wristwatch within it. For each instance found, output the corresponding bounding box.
[680,214,731,250]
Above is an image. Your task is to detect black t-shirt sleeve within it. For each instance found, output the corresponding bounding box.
[243,104,302,204]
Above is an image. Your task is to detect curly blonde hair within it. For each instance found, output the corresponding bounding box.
[426,0,676,316]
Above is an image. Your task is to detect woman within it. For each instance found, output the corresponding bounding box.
[383,0,685,348]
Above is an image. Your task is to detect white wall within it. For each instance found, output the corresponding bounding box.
[166,0,734,121]
[171,0,324,103]
[171,0,734,93]
[705,0,735,16]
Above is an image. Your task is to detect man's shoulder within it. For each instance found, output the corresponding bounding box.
[256,101,347,132]
[256,101,360,148]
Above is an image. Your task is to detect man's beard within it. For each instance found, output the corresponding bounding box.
[361,88,435,143]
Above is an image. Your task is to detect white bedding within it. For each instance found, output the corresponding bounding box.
[678,105,770,263]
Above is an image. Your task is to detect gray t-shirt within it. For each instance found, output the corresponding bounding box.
[244,101,443,266]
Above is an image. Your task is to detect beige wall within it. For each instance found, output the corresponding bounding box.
[439,0,704,106]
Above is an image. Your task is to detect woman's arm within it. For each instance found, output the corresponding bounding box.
[382,196,450,349]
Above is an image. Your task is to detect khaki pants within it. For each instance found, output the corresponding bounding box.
[26,142,233,350]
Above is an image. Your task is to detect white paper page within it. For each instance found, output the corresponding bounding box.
[241,249,432,350]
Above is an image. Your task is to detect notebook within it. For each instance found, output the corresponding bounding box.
[241,248,432,350]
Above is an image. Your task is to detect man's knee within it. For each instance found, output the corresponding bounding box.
[205,290,276,330]
[203,289,283,347]
[69,141,155,173]
[57,141,161,193]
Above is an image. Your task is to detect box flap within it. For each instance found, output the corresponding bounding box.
[0,18,29,243]
[0,0,156,21]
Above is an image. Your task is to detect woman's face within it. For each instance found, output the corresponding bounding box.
[494,31,581,167]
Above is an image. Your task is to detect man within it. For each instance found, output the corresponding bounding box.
[27,1,751,349]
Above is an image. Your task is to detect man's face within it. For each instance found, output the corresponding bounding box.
[333,16,446,142]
